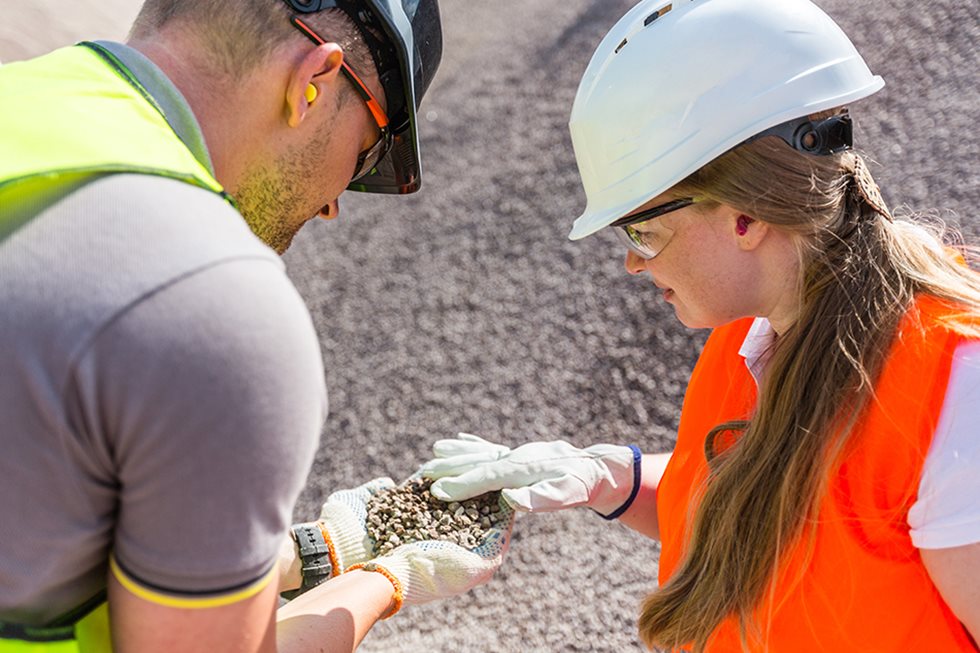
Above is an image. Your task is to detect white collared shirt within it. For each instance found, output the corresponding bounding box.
[739,317,980,550]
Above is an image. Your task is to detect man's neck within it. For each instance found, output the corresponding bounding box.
[127,32,255,196]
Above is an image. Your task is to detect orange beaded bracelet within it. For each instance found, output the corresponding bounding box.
[344,562,404,619]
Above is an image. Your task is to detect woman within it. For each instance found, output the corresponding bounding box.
[420,0,980,650]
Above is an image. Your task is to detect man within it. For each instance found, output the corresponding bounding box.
[0,1,495,651]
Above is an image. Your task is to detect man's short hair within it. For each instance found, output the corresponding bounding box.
[131,1,375,79]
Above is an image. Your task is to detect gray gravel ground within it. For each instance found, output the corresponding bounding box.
[3,1,978,651]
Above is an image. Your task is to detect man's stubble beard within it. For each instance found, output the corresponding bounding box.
[234,126,336,254]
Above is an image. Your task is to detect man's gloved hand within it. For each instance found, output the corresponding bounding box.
[348,498,516,615]
[316,476,395,573]
[420,433,641,519]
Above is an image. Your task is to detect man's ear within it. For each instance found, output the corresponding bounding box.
[285,42,344,128]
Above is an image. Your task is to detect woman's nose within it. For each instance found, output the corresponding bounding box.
[624,250,648,275]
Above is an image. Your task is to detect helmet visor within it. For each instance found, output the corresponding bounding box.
[345,0,443,194]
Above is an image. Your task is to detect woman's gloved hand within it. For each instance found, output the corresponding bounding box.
[420,433,641,519]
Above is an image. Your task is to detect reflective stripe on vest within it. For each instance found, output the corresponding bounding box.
[0,43,228,652]
[656,294,977,651]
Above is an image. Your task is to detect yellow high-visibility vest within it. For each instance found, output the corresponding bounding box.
[0,42,229,651]
[0,602,109,653]
[0,42,230,238]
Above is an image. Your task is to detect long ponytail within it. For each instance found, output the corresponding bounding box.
[637,133,980,651]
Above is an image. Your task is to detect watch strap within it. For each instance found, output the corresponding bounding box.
[289,522,338,595]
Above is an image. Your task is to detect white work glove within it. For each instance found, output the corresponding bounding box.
[316,476,395,573]
[354,498,516,612]
[421,433,641,519]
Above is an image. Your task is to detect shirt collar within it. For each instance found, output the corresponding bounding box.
[738,317,777,386]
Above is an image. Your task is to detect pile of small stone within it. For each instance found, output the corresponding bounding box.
[366,477,508,555]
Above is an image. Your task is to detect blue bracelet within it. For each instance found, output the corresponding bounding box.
[598,445,643,521]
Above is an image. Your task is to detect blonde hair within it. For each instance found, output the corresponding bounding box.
[637,125,980,651]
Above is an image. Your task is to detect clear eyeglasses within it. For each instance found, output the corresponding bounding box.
[609,197,697,259]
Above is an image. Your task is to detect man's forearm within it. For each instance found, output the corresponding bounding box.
[276,570,396,653]
[278,533,303,593]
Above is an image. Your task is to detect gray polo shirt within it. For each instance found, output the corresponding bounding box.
[0,43,327,624]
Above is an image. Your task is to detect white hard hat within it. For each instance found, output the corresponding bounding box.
[567,0,884,241]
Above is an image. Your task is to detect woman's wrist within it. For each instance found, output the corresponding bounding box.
[617,453,672,540]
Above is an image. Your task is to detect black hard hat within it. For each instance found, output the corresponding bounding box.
[284,0,443,194]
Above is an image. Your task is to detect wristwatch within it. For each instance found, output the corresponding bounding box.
[285,522,335,597]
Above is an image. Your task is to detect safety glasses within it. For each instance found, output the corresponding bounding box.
[290,16,392,181]
[609,197,697,259]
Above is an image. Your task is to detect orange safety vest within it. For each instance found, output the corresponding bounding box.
[656,295,977,651]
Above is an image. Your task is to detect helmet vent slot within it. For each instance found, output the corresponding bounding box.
[615,38,629,54]
[644,4,673,27]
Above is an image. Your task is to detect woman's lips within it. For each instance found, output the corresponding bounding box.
[650,276,674,301]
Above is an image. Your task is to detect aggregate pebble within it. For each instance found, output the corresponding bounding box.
[366,478,505,556]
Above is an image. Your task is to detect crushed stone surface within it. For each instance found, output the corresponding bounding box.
[4,1,976,650]
[366,478,506,554]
